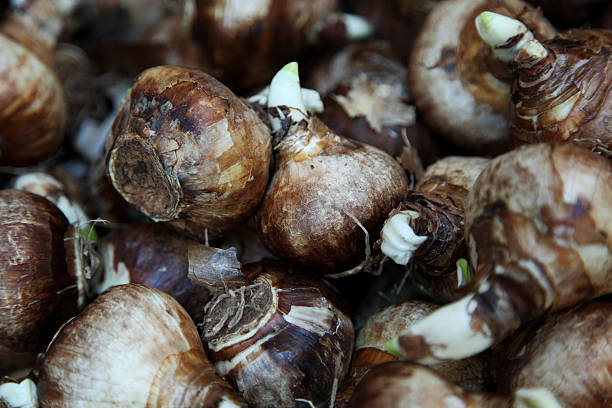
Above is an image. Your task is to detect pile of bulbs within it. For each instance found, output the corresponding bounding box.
[1,0,611,407]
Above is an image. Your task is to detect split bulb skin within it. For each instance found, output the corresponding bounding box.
[105,65,272,241]
[38,284,246,407]
[306,41,437,164]
[96,223,212,323]
[387,143,612,363]
[199,262,354,408]
[258,62,409,274]
[0,190,80,370]
[497,300,612,408]
[408,0,555,155]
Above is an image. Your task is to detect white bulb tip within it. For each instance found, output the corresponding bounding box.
[380,211,427,265]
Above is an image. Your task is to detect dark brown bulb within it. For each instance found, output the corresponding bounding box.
[510,29,612,154]
[0,190,80,370]
[105,65,272,240]
[257,117,409,274]
[96,223,212,323]
[200,262,354,408]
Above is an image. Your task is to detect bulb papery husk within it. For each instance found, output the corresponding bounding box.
[510,29,612,154]
[0,190,79,370]
[408,0,555,155]
[496,299,612,407]
[105,65,272,240]
[201,262,354,408]
[388,143,612,363]
[191,0,338,92]
[38,284,246,407]
[257,117,409,273]
[96,223,212,323]
[307,41,437,165]
[347,361,510,408]
[0,32,66,166]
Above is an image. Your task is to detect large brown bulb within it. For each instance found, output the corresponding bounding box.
[201,262,354,408]
[38,284,246,407]
[0,190,79,370]
[257,118,409,273]
[106,65,272,240]
[510,29,612,152]
[0,33,66,166]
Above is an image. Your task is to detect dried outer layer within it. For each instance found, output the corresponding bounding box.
[106,65,272,240]
[497,299,612,407]
[257,117,409,273]
[347,362,510,408]
[38,284,246,407]
[0,32,66,166]
[336,301,492,406]
[192,0,337,92]
[390,143,612,363]
[202,262,354,408]
[408,0,555,154]
[308,41,437,164]
[510,29,612,153]
[0,190,78,370]
[96,223,212,323]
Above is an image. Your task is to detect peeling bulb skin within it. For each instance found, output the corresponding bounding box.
[379,156,489,302]
[38,284,246,407]
[201,262,354,408]
[392,143,612,362]
[408,0,555,154]
[507,29,612,152]
[497,300,612,408]
[105,65,272,241]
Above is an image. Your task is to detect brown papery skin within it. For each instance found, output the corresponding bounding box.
[465,143,612,342]
[408,0,555,155]
[192,0,337,92]
[38,284,246,407]
[98,223,211,323]
[202,262,354,408]
[347,362,510,408]
[336,301,492,406]
[308,41,437,164]
[510,29,612,153]
[0,190,78,370]
[496,299,612,407]
[257,118,409,273]
[106,65,272,240]
[0,33,66,166]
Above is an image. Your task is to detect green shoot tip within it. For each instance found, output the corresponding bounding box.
[386,339,403,359]
[281,62,299,76]
[478,11,497,30]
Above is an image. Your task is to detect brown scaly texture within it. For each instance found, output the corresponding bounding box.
[0,190,78,370]
[201,262,354,408]
[257,117,409,274]
[510,29,612,154]
[347,362,510,408]
[408,0,555,155]
[38,284,246,407]
[106,65,272,241]
[465,143,612,343]
[192,0,337,92]
[496,300,612,407]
